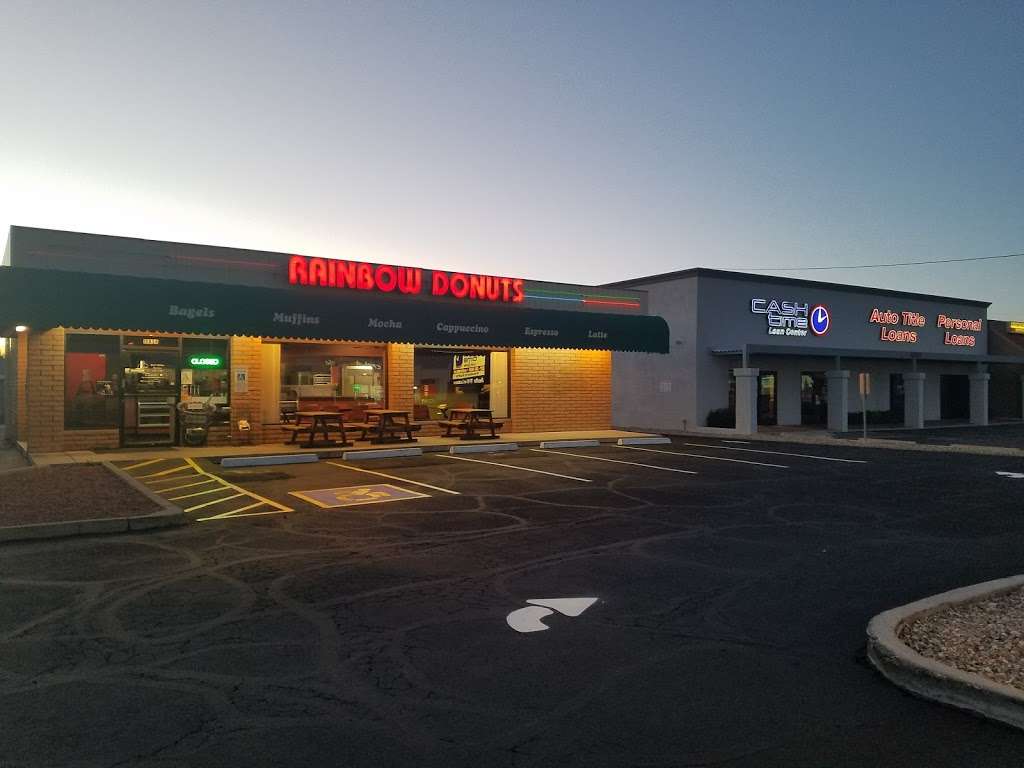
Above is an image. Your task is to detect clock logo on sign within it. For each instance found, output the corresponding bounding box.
[810,304,831,336]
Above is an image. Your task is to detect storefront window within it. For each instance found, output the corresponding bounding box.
[65,333,120,429]
[279,343,385,417]
[413,349,509,421]
[182,338,229,424]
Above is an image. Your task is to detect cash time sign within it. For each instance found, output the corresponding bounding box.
[751,299,830,337]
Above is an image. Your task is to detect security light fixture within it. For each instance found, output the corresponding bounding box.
[14,325,28,333]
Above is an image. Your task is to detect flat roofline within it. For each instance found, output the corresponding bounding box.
[708,344,1023,364]
[604,266,990,308]
[7,225,644,296]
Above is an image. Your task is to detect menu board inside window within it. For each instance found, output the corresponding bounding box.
[451,353,486,384]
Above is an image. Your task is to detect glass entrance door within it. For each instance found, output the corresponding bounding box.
[801,372,828,425]
[757,371,778,426]
[121,348,179,446]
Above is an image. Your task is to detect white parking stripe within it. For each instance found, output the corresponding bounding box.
[680,442,867,464]
[616,444,787,468]
[185,493,245,512]
[325,461,461,495]
[435,453,592,482]
[530,448,698,475]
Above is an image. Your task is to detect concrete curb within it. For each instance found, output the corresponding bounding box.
[449,442,518,454]
[221,453,319,468]
[0,462,187,544]
[657,428,1024,458]
[342,447,423,460]
[866,575,1024,731]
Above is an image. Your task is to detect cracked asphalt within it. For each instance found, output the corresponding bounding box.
[2,438,1024,767]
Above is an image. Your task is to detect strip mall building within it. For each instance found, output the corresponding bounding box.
[1,227,1021,453]
[0,227,667,452]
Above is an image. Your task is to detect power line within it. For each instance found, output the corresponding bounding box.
[736,252,1024,272]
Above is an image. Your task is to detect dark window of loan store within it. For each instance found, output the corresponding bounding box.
[65,333,120,428]
[412,349,509,421]
[757,371,778,426]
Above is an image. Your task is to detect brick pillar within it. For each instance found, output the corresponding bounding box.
[387,344,414,412]
[229,336,264,444]
[14,331,28,442]
[26,328,66,453]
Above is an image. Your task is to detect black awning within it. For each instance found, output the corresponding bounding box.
[0,266,669,353]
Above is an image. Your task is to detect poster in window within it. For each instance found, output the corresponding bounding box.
[451,354,486,385]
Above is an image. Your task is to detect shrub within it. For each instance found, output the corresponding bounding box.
[706,408,736,428]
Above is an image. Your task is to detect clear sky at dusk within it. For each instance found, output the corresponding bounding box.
[2,1,1022,316]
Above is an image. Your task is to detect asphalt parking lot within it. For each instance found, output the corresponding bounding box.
[866,422,1024,449]
[3,438,1024,767]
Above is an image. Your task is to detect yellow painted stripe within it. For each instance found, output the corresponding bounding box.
[185,493,245,512]
[146,472,204,485]
[195,501,268,521]
[138,464,193,479]
[184,457,292,512]
[168,486,235,502]
[197,506,290,522]
[157,478,219,493]
[121,458,164,472]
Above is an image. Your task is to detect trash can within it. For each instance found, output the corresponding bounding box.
[177,400,216,447]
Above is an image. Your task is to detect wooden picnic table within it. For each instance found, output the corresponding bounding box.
[352,409,421,444]
[441,408,505,440]
[282,410,353,448]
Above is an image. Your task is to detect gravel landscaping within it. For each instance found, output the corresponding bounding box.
[0,464,159,527]
[899,587,1024,691]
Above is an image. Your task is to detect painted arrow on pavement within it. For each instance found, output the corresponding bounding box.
[506,597,598,633]
[996,471,1024,479]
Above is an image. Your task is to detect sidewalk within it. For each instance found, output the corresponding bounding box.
[0,425,30,471]
[26,429,658,466]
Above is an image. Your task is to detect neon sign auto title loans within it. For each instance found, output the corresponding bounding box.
[869,308,982,346]
[288,255,525,304]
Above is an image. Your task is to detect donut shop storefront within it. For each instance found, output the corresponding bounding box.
[0,227,668,453]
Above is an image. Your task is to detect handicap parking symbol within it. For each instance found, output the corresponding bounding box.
[290,483,428,508]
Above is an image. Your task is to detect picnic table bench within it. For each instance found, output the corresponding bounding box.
[352,410,420,444]
[439,408,505,440]
[283,411,353,448]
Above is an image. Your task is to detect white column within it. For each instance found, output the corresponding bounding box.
[733,367,759,435]
[904,372,926,429]
[969,372,990,426]
[776,368,802,426]
[826,370,849,432]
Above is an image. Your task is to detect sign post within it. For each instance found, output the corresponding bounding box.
[858,372,871,439]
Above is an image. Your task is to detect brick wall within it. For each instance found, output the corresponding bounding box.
[14,332,28,442]
[387,344,414,412]
[26,328,66,452]
[63,429,119,450]
[508,348,612,432]
[229,336,264,444]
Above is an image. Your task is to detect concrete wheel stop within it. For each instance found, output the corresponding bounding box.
[867,575,1024,731]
